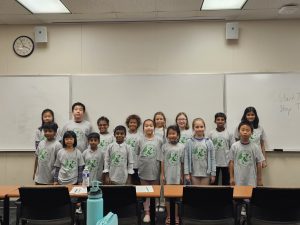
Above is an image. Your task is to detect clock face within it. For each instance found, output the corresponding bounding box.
[13,36,34,57]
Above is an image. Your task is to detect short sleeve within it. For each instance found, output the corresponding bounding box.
[77,150,85,167]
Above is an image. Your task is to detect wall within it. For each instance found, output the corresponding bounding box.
[0,20,300,186]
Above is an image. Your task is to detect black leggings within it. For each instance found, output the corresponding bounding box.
[213,167,230,185]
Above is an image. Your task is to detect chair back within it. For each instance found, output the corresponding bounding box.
[251,187,300,222]
[101,185,138,218]
[19,186,72,221]
[182,186,234,220]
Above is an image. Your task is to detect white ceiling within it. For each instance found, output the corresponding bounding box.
[0,0,300,24]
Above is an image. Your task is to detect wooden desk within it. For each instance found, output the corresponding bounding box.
[163,185,253,225]
[0,186,20,225]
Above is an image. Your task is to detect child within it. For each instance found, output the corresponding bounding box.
[33,122,62,184]
[97,116,114,152]
[235,107,267,168]
[138,119,163,223]
[82,132,105,183]
[175,112,193,145]
[125,114,142,185]
[160,125,184,225]
[103,125,134,185]
[208,112,234,185]
[153,111,167,142]
[35,109,60,149]
[60,102,92,152]
[54,131,85,185]
[184,118,216,185]
[229,121,264,187]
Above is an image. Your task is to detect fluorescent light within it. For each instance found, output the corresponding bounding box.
[17,0,70,13]
[202,0,247,10]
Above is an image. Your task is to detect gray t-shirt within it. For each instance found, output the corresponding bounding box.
[34,128,61,148]
[137,136,163,181]
[98,133,114,152]
[60,120,92,152]
[179,129,193,145]
[160,142,184,184]
[125,131,142,169]
[208,129,235,167]
[54,148,85,185]
[103,142,134,184]
[155,127,166,143]
[35,139,62,184]
[229,141,265,187]
[82,147,104,182]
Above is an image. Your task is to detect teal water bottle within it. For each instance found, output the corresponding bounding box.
[87,181,103,225]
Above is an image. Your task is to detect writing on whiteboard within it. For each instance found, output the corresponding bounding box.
[278,92,300,116]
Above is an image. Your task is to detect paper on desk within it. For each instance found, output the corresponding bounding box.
[135,185,154,193]
[70,186,87,194]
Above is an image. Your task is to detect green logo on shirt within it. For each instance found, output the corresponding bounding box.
[238,152,252,166]
[73,128,84,142]
[192,146,206,160]
[212,138,225,151]
[111,152,124,166]
[179,136,187,144]
[250,133,257,142]
[168,152,179,165]
[86,159,97,171]
[126,138,136,148]
[63,159,76,171]
[98,140,109,150]
[38,148,48,161]
[141,144,155,158]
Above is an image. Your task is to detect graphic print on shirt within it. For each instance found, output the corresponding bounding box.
[126,138,136,150]
[63,159,76,172]
[98,139,110,150]
[38,148,48,161]
[167,152,180,166]
[212,137,225,151]
[179,136,188,144]
[141,144,156,158]
[111,152,124,166]
[192,145,206,160]
[250,132,258,142]
[86,159,97,172]
[73,128,84,142]
[238,151,252,166]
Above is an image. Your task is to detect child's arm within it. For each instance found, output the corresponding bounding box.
[180,163,184,184]
[33,156,38,180]
[260,140,267,168]
[160,161,165,184]
[183,142,191,182]
[53,167,59,185]
[77,165,84,185]
[229,160,235,186]
[256,162,263,186]
[208,140,216,184]
[126,147,134,184]
[103,146,111,184]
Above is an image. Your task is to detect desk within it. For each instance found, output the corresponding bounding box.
[0,186,20,225]
[164,185,253,225]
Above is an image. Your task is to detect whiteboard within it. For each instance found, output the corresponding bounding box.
[0,76,70,151]
[226,74,300,151]
[72,74,224,134]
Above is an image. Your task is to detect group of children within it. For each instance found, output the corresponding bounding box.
[33,102,267,224]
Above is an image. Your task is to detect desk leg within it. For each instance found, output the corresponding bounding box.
[150,198,156,225]
[3,196,9,225]
[170,198,175,225]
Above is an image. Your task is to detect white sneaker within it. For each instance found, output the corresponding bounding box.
[75,206,82,214]
[143,214,150,223]
[158,206,165,212]
[241,206,246,216]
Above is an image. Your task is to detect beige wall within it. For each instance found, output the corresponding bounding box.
[1,20,300,186]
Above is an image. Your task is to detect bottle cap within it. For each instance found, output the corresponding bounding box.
[88,180,102,199]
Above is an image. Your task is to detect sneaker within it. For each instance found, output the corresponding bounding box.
[241,205,246,216]
[143,214,150,223]
[158,206,165,212]
[75,206,82,214]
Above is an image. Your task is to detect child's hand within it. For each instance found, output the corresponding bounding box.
[257,179,263,186]
[126,175,132,184]
[180,176,184,185]
[161,175,165,184]
[53,182,58,185]
[230,178,235,186]
[105,174,110,185]
[185,174,191,182]
[210,176,216,184]
[262,160,267,168]
[32,173,35,180]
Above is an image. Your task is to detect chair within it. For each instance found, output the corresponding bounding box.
[16,186,75,225]
[181,186,235,225]
[101,185,141,225]
[249,187,300,225]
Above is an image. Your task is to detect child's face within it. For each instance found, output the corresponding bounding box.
[239,125,252,141]
[246,112,256,122]
[193,120,205,137]
[64,137,75,148]
[167,129,178,144]
[89,138,99,150]
[42,112,53,123]
[144,120,154,136]
[43,128,56,141]
[176,115,187,129]
[98,120,109,134]
[154,114,165,128]
[215,117,226,129]
[114,130,125,144]
[128,119,138,132]
[72,105,84,122]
